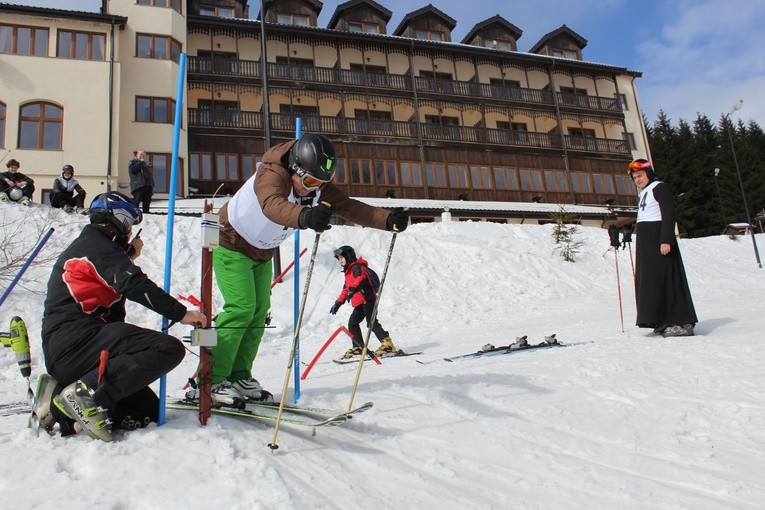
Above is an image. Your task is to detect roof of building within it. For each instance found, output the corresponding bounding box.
[0,2,126,25]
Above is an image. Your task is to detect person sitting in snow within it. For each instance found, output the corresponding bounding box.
[0,159,35,206]
[329,245,398,358]
[50,164,87,213]
[35,191,206,442]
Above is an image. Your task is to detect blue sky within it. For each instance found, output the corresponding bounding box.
[11,0,765,126]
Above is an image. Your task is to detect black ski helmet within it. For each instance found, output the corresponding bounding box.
[288,134,336,182]
[62,164,74,179]
[89,191,143,235]
[628,158,655,178]
[333,245,357,263]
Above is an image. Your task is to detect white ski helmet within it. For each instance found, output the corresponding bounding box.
[9,188,24,201]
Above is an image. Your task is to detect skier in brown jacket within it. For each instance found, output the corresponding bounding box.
[200,133,409,405]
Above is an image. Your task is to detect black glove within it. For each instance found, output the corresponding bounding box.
[329,301,343,315]
[621,223,634,247]
[386,207,409,232]
[608,225,621,248]
[298,203,333,231]
[345,289,356,302]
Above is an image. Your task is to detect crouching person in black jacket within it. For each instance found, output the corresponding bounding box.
[34,192,206,442]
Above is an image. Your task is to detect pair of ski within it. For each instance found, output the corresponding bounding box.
[416,334,562,364]
[332,349,423,365]
[167,398,373,428]
[0,400,30,418]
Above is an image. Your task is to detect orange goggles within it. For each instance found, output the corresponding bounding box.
[295,166,329,191]
[628,160,652,174]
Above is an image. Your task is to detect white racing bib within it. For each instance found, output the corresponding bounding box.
[637,181,662,222]
[227,167,320,249]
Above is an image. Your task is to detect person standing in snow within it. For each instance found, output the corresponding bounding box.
[50,164,87,213]
[329,245,397,359]
[204,133,408,406]
[629,158,697,337]
[129,149,154,213]
[37,192,207,442]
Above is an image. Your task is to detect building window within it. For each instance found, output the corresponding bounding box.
[199,5,234,17]
[448,164,468,188]
[190,152,212,181]
[616,93,628,111]
[0,102,5,148]
[623,132,636,151]
[614,175,636,195]
[519,168,544,191]
[375,160,397,185]
[241,154,262,181]
[276,13,309,26]
[0,24,48,56]
[147,153,183,195]
[348,21,380,34]
[137,0,182,13]
[400,161,422,186]
[592,173,615,194]
[349,159,373,185]
[483,39,511,51]
[424,162,447,188]
[415,30,444,41]
[551,48,579,59]
[136,97,176,123]
[216,153,239,181]
[19,102,62,150]
[544,170,569,192]
[136,33,182,63]
[493,166,519,190]
[333,159,347,184]
[470,165,492,189]
[569,172,592,193]
[57,30,105,60]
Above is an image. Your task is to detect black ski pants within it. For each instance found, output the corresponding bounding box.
[132,185,153,214]
[51,190,86,209]
[48,322,184,428]
[347,300,389,347]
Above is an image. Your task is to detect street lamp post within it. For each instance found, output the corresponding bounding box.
[723,100,762,268]
[713,167,727,230]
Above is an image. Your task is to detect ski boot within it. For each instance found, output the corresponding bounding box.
[508,336,528,350]
[232,377,274,403]
[375,337,397,356]
[210,382,246,408]
[53,381,113,442]
[29,373,60,435]
[342,346,363,359]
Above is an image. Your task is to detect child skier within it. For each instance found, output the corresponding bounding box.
[329,245,397,358]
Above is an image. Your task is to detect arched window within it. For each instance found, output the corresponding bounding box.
[19,101,63,150]
[0,101,6,148]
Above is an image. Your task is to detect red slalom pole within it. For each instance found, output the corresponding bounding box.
[271,247,308,289]
[613,247,625,332]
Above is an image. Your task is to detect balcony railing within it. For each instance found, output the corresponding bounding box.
[187,56,621,113]
[188,109,631,155]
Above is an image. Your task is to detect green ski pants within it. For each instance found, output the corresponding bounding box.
[211,246,272,384]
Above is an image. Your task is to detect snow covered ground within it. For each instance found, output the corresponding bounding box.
[1,202,763,510]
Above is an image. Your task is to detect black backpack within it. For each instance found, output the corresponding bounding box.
[365,267,380,293]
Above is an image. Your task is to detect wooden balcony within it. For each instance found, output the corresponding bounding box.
[187,109,631,155]
[187,56,621,113]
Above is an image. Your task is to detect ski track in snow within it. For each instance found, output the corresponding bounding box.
[1,202,764,509]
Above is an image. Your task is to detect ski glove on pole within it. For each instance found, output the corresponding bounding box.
[329,301,343,315]
[608,224,621,247]
[299,203,333,231]
[386,207,409,232]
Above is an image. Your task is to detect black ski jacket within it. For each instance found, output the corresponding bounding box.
[42,224,187,368]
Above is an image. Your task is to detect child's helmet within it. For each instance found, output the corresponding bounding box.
[333,245,357,263]
[89,192,142,235]
[9,188,24,201]
[61,164,74,179]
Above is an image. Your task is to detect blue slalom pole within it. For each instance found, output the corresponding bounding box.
[159,52,186,425]
[293,117,302,402]
[0,228,54,311]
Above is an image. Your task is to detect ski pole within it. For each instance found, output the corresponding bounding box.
[0,228,55,311]
[268,229,323,451]
[347,228,399,412]
[621,224,635,280]
[608,225,624,332]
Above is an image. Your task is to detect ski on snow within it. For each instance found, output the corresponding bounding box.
[166,399,373,428]
[333,349,423,364]
[416,335,562,364]
[0,401,31,417]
